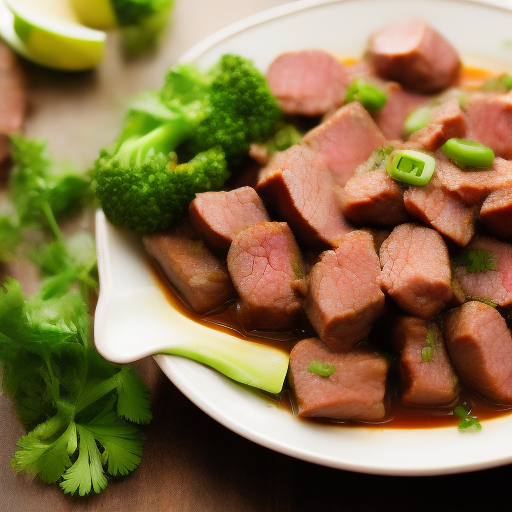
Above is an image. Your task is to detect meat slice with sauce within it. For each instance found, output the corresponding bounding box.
[289,337,389,421]
[374,82,430,141]
[379,223,453,318]
[435,153,512,206]
[408,98,467,151]
[466,93,512,160]
[0,41,27,170]
[143,218,236,314]
[337,165,409,226]
[227,222,306,331]
[479,186,512,238]
[444,301,512,404]
[305,230,385,352]
[266,49,349,116]
[391,316,460,407]
[256,144,352,247]
[368,17,461,93]
[189,187,269,250]
[303,102,386,186]
[453,235,512,307]
[403,175,477,246]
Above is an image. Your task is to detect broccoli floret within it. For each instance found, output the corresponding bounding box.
[110,0,173,27]
[93,54,281,233]
[173,54,282,164]
[93,141,228,233]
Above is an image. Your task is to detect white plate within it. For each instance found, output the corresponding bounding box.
[95,0,512,476]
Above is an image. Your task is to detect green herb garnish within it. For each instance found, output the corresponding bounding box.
[307,361,337,377]
[453,249,497,273]
[454,404,482,432]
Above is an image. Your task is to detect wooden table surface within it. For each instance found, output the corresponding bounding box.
[2,1,512,510]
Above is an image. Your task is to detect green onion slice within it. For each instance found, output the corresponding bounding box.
[307,361,336,377]
[403,106,433,138]
[344,79,387,113]
[385,150,436,186]
[441,138,494,168]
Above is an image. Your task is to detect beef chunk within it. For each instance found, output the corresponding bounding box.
[256,144,352,247]
[305,230,385,351]
[374,82,429,140]
[143,219,236,314]
[227,222,306,331]
[391,317,460,407]
[266,49,348,116]
[479,186,512,238]
[303,102,386,186]
[444,301,512,404]
[466,93,512,160]
[403,175,477,246]
[379,223,453,318]
[189,187,269,250]
[408,98,467,151]
[453,235,512,307]
[435,153,512,206]
[337,166,409,226]
[0,41,26,168]
[289,337,389,421]
[368,18,461,93]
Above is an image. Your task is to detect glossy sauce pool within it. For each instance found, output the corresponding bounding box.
[149,257,512,430]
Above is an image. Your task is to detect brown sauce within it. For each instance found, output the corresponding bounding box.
[149,257,512,429]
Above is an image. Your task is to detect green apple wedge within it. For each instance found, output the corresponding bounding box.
[0,0,106,71]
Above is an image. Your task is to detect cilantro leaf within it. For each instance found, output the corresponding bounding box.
[0,216,23,262]
[2,278,151,495]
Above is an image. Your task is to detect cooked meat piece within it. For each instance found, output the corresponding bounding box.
[435,153,512,206]
[227,222,306,331]
[379,223,453,318]
[305,230,385,351]
[444,301,512,404]
[143,218,236,314]
[0,41,27,168]
[256,144,352,247]
[391,317,460,407]
[266,49,348,116]
[453,235,512,307]
[466,92,512,160]
[403,175,477,246]
[408,98,467,151]
[303,102,386,186]
[289,337,389,421]
[374,82,430,140]
[479,186,512,238]
[189,187,269,250]
[368,17,461,93]
[337,166,409,226]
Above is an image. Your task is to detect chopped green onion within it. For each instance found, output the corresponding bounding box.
[441,138,494,168]
[385,150,436,186]
[481,74,512,93]
[344,79,387,113]
[454,404,482,432]
[452,249,497,273]
[368,145,394,171]
[307,361,336,377]
[421,346,433,362]
[403,106,433,138]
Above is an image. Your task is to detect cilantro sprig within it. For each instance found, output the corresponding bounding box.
[452,249,497,274]
[0,135,152,496]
